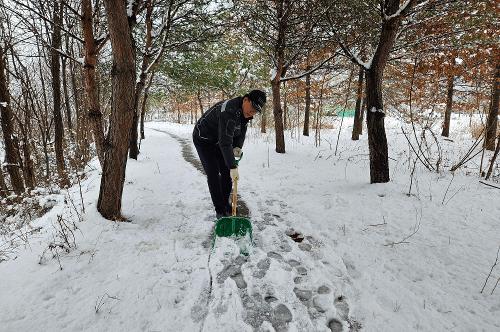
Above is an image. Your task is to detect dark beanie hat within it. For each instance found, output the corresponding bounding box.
[247,89,266,112]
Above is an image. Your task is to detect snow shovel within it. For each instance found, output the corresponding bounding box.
[212,154,253,255]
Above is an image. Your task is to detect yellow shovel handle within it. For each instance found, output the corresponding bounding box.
[232,177,238,216]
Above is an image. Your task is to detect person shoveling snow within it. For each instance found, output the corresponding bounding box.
[192,89,266,219]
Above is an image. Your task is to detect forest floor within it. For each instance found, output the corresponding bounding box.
[1,116,499,331]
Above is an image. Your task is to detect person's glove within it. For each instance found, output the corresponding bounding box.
[233,147,242,158]
[230,167,239,181]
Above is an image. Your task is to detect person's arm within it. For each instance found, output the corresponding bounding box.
[233,123,247,149]
[218,110,237,168]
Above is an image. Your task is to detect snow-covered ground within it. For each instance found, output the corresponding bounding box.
[1,116,499,331]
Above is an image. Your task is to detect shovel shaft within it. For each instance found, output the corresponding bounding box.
[232,177,238,216]
[231,153,243,216]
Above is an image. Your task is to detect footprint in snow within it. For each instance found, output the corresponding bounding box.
[190,287,210,322]
[342,256,361,279]
[334,295,350,321]
[267,251,283,261]
[253,258,271,279]
[261,212,279,226]
[216,256,248,289]
[328,318,344,332]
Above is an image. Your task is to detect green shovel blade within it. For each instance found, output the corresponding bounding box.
[215,216,252,237]
[213,216,253,255]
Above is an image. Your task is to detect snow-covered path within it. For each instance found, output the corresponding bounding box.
[0,127,354,331]
[147,127,356,331]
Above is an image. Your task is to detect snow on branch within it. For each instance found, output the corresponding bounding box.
[334,37,372,70]
[353,51,373,70]
[127,0,135,17]
[152,21,167,39]
[280,51,340,83]
[370,106,385,115]
[383,0,425,21]
[327,21,372,70]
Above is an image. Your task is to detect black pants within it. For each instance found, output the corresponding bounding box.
[193,135,232,215]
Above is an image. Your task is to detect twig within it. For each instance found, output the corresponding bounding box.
[450,132,484,172]
[3,226,42,246]
[426,127,442,171]
[322,137,333,150]
[66,191,82,223]
[481,246,500,294]
[369,222,387,227]
[479,181,500,190]
[444,185,465,205]
[407,146,419,196]
[362,217,388,232]
[370,216,388,227]
[384,221,420,247]
[95,294,106,313]
[95,293,121,314]
[441,173,455,205]
[267,144,270,168]
[314,150,322,161]
[334,68,354,156]
[401,126,434,171]
[491,277,500,295]
[77,176,85,214]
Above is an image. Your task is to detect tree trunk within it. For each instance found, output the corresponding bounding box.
[21,133,35,190]
[315,75,326,147]
[35,48,51,178]
[140,74,154,140]
[485,135,500,180]
[295,83,300,139]
[352,67,364,140]
[0,46,25,194]
[72,59,90,166]
[21,98,35,189]
[41,130,50,179]
[363,0,405,184]
[283,81,287,130]
[303,70,311,136]
[260,107,266,133]
[129,107,140,158]
[441,74,454,137]
[16,59,36,189]
[0,165,7,197]
[196,88,203,123]
[129,0,153,160]
[97,0,136,220]
[51,0,67,184]
[360,96,366,135]
[61,56,73,132]
[365,69,390,183]
[271,0,288,152]
[272,77,286,153]
[484,60,499,151]
[82,0,105,167]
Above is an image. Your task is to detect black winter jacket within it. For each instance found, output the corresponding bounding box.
[193,96,252,169]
